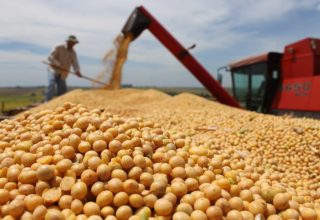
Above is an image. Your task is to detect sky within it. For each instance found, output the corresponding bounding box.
[0,0,320,88]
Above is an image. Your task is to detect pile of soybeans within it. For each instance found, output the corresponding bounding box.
[0,88,319,220]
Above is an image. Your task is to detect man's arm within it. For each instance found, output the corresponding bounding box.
[72,52,82,77]
[48,46,60,66]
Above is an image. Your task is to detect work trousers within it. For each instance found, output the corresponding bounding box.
[46,69,67,101]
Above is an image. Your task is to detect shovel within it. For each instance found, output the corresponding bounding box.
[42,61,106,86]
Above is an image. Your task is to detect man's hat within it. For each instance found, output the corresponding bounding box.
[66,35,79,44]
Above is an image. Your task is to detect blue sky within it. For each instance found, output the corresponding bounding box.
[0,0,320,87]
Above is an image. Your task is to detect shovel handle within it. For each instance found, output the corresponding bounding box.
[42,61,106,86]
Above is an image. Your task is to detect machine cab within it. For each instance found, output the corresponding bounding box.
[228,52,282,113]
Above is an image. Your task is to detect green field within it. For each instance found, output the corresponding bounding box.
[0,87,45,114]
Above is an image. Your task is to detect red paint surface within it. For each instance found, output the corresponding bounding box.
[282,38,320,78]
[272,38,320,112]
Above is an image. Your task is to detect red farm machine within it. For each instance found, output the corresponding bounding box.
[122,6,320,118]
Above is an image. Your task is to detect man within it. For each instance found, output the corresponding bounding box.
[46,35,82,101]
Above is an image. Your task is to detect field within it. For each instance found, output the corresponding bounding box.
[0,87,45,113]
[0,86,219,115]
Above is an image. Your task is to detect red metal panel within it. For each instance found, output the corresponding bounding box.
[138,6,240,108]
[282,38,320,79]
[308,77,320,110]
[272,76,320,111]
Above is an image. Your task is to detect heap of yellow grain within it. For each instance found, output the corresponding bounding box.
[0,89,319,219]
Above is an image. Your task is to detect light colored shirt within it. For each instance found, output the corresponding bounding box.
[48,44,80,79]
